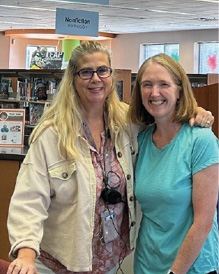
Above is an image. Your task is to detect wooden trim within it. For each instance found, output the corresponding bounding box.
[207,74,219,85]
[4,29,116,40]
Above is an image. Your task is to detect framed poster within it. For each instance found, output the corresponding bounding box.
[0,109,25,146]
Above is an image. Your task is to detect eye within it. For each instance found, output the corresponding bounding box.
[80,69,92,76]
[141,82,152,88]
[97,67,110,75]
[160,82,169,87]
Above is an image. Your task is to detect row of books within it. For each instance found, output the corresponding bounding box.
[17,78,57,101]
[0,77,58,101]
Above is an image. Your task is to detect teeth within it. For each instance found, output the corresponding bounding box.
[89,87,102,90]
[151,100,164,105]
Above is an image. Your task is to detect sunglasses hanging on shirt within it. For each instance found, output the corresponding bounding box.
[100,173,125,204]
[82,116,124,205]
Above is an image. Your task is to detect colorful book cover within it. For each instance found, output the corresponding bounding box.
[29,102,45,126]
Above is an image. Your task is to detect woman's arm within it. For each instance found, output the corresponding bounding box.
[170,163,219,274]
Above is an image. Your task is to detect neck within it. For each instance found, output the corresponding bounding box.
[156,120,181,134]
[153,120,182,149]
[82,105,104,123]
[82,106,106,152]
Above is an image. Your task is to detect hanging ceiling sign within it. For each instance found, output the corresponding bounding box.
[56,8,99,37]
[67,0,109,4]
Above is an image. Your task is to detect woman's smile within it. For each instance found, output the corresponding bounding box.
[150,99,165,106]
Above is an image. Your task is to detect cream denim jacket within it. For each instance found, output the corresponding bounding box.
[7,124,139,272]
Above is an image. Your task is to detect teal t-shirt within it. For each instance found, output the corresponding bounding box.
[134,123,219,274]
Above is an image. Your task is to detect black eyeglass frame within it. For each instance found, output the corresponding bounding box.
[76,67,112,80]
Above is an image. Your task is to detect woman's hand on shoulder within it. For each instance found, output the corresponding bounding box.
[189,107,214,127]
[7,248,38,274]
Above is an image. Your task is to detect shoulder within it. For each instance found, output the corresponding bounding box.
[138,123,154,137]
[183,123,219,153]
[137,124,155,146]
[186,124,218,142]
[31,124,58,146]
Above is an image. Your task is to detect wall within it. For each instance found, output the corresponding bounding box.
[111,29,218,73]
[0,33,10,68]
[0,34,62,69]
[0,34,112,69]
[10,38,62,69]
[0,29,218,72]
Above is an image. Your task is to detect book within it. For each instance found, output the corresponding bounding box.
[0,78,12,99]
[29,102,45,126]
[32,78,47,100]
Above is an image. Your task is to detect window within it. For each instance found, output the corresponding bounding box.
[143,43,179,61]
[26,45,57,69]
[198,42,219,74]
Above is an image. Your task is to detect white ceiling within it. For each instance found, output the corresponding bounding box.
[0,0,218,35]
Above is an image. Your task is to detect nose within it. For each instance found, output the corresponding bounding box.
[90,71,101,81]
[151,85,159,96]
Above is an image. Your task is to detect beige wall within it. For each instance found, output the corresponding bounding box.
[111,29,218,73]
[9,38,61,69]
[0,33,10,68]
[0,33,112,69]
[0,29,218,73]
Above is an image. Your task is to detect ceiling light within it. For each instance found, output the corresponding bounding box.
[195,0,219,3]
[198,17,217,21]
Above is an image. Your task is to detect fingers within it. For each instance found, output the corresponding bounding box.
[204,111,214,127]
[198,112,214,127]
[189,117,195,127]
[191,110,214,127]
[7,260,38,274]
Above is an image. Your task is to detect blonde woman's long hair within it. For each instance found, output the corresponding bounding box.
[128,53,198,125]
[29,41,128,160]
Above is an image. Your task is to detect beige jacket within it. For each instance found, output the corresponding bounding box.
[7,124,139,272]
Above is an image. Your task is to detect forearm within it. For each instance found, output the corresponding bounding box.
[170,223,212,274]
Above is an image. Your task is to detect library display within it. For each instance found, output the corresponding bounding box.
[30,47,64,70]
[0,109,25,146]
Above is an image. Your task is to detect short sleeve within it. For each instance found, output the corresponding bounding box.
[192,129,219,175]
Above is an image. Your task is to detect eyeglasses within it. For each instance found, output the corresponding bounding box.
[76,66,112,80]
